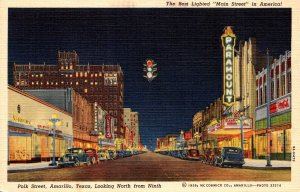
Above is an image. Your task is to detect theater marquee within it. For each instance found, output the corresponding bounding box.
[222,26,236,106]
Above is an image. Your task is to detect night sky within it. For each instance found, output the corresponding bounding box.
[8,8,291,150]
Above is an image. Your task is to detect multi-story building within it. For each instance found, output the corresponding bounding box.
[255,51,291,160]
[192,111,202,137]
[24,89,98,149]
[8,86,73,163]
[13,51,124,138]
[131,111,139,149]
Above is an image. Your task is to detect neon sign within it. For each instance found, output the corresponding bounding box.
[221,26,236,106]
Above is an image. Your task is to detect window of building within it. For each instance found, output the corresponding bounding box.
[76,72,79,77]
[41,82,43,85]
[47,81,49,85]
[84,88,88,93]
[65,74,68,77]
[40,74,43,77]
[55,82,58,85]
[76,81,78,85]
[66,66,69,70]
[95,73,98,77]
[287,71,291,93]
[271,80,274,100]
[99,72,102,76]
[263,84,267,104]
[61,66,64,70]
[84,79,88,83]
[84,72,87,77]
[70,74,73,78]
[61,81,64,84]
[281,75,286,96]
[32,82,34,85]
[51,82,54,85]
[70,65,73,70]
[90,82,94,85]
[80,72,83,77]
[276,77,280,98]
[70,82,73,85]
[35,74,39,77]
[95,82,98,85]
[31,74,34,77]
[91,73,94,77]
[259,86,263,106]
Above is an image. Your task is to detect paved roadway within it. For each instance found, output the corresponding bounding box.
[8,152,290,181]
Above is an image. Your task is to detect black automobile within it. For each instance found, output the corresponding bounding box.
[58,148,92,167]
[213,147,245,168]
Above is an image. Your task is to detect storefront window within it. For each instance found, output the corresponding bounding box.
[255,134,266,158]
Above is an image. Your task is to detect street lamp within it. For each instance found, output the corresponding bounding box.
[48,114,61,166]
[266,48,272,167]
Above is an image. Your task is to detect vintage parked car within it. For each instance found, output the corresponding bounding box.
[107,150,117,160]
[58,148,91,167]
[116,150,125,158]
[185,149,200,160]
[213,147,245,168]
[98,149,110,161]
[85,148,99,164]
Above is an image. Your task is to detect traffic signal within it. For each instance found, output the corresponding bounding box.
[143,59,157,82]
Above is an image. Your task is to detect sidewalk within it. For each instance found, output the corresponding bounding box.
[243,158,291,170]
[8,161,58,173]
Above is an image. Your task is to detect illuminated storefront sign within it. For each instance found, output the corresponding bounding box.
[207,123,221,133]
[12,114,31,125]
[223,118,252,129]
[221,26,236,106]
[184,132,192,140]
[255,95,291,120]
[270,96,291,114]
[105,115,113,139]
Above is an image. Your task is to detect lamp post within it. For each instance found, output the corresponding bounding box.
[49,114,61,166]
[180,130,184,149]
[266,48,272,167]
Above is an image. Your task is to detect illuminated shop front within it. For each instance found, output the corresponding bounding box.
[205,118,253,158]
[255,51,291,160]
[8,86,73,163]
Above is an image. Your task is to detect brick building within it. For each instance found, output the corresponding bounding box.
[13,51,124,138]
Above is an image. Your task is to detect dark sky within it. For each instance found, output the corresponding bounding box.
[8,8,291,150]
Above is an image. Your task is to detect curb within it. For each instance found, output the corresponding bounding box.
[8,166,58,173]
[242,166,291,170]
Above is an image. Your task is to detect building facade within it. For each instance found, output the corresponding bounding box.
[13,51,124,138]
[24,89,98,150]
[255,51,291,160]
[8,86,73,163]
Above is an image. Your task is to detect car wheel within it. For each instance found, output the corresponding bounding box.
[91,157,96,165]
[214,159,218,167]
[86,157,91,166]
[74,159,80,167]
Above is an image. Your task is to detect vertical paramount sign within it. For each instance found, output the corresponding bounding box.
[221,26,236,106]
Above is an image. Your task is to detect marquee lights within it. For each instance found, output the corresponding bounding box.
[221,26,236,106]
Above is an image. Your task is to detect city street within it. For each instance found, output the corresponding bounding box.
[8,152,290,181]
